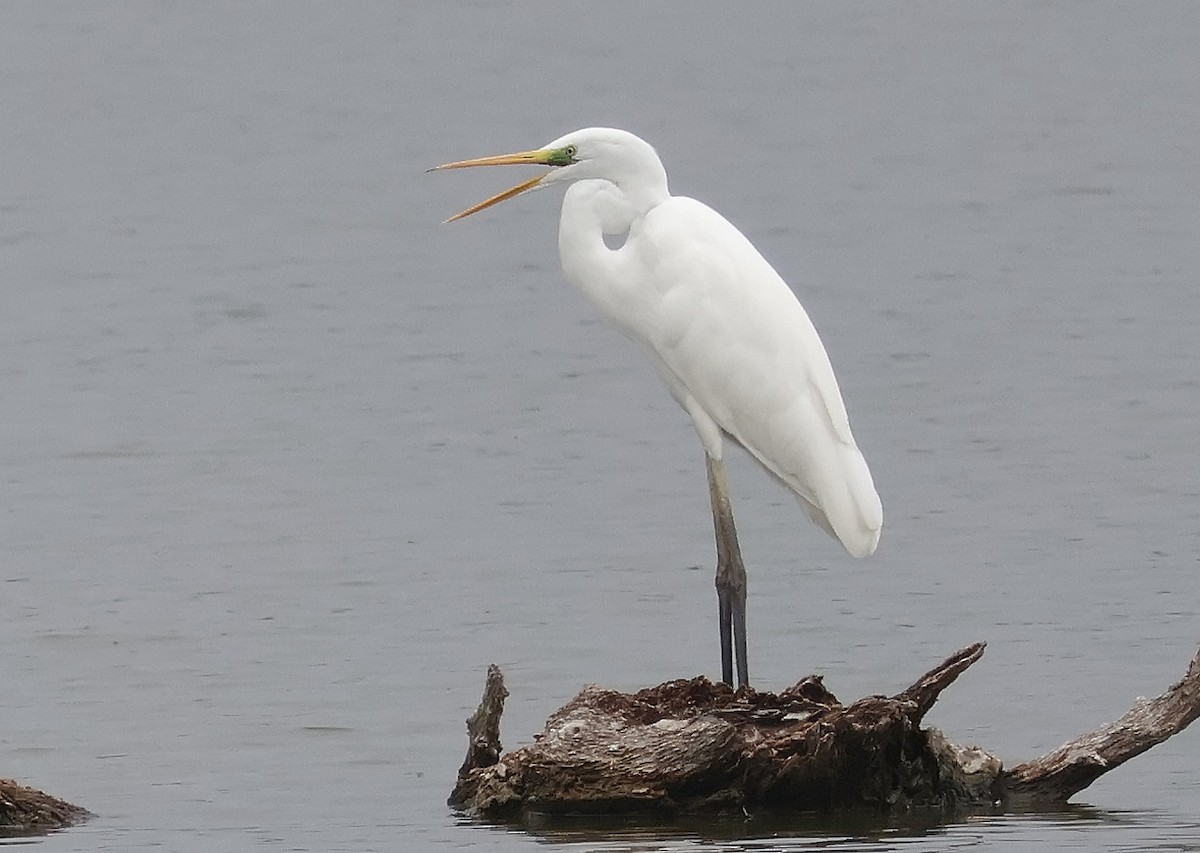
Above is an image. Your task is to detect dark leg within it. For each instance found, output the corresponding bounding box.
[706,453,749,688]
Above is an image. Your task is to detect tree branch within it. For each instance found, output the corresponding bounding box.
[998,645,1200,806]
[895,642,987,724]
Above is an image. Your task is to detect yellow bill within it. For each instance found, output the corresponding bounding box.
[437,172,546,223]
[430,146,575,222]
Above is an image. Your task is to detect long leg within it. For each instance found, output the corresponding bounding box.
[706,452,748,688]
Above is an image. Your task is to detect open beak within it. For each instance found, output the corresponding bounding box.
[430,149,556,222]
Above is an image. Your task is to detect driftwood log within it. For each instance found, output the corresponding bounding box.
[0,778,91,836]
[450,643,1200,819]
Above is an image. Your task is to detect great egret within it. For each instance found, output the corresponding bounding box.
[433,127,881,688]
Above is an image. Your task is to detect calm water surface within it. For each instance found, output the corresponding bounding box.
[2,3,1198,851]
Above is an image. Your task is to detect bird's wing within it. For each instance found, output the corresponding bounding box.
[633,197,882,557]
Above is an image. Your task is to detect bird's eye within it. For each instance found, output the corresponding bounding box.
[547,145,578,167]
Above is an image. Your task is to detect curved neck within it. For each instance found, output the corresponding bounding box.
[613,158,670,217]
[558,180,639,317]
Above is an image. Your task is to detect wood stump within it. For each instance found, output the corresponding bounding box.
[450,643,1200,819]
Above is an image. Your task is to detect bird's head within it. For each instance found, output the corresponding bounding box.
[431,127,668,222]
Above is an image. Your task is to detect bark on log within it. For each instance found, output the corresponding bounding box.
[450,642,1200,819]
[0,778,91,836]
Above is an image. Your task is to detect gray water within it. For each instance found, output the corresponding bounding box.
[2,3,1198,850]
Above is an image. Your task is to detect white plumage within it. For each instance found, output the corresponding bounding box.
[434,127,881,687]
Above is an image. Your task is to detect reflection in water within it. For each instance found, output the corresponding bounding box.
[518,807,968,847]
[459,807,1200,851]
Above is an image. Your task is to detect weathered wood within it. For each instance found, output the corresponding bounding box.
[449,663,509,810]
[450,644,996,816]
[997,644,1200,806]
[0,778,91,836]
[895,641,986,723]
[450,642,1200,820]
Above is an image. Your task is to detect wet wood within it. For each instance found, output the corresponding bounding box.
[0,778,91,836]
[450,642,1200,819]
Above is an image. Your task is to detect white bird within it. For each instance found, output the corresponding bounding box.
[432,127,881,688]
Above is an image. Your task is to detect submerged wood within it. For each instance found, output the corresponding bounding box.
[0,778,91,836]
[450,642,1200,818]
